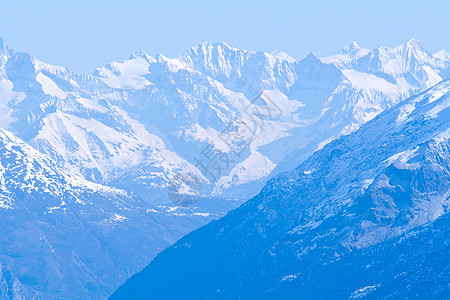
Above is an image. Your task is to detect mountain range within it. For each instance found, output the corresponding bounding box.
[1,38,449,204]
[0,128,233,299]
[0,37,449,299]
[111,79,450,300]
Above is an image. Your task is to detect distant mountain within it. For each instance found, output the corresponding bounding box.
[1,38,449,299]
[0,38,448,204]
[0,128,232,299]
[110,80,450,299]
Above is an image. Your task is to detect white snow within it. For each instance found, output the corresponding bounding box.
[385,148,421,170]
[433,49,450,61]
[342,69,412,94]
[193,212,211,217]
[2,38,449,203]
[427,94,450,118]
[281,274,299,281]
[427,87,450,104]
[36,73,68,99]
[434,127,450,141]
[270,50,296,63]
[0,78,25,127]
[110,213,128,222]
[213,151,276,195]
[350,284,380,299]
[95,56,152,89]
[396,103,416,123]
[76,97,109,113]
[320,41,370,66]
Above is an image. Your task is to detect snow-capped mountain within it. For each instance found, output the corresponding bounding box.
[0,38,448,204]
[0,128,234,299]
[271,39,450,178]
[1,37,449,299]
[111,80,450,299]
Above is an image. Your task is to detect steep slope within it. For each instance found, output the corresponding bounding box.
[0,42,299,203]
[352,39,448,88]
[271,39,450,178]
[93,42,301,200]
[1,47,197,191]
[261,212,450,299]
[0,38,449,205]
[94,39,450,201]
[0,129,221,299]
[111,80,450,299]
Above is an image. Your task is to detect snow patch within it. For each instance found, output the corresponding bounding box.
[350,284,380,299]
[95,56,152,89]
[342,69,412,94]
[270,50,296,63]
[36,73,68,99]
[110,213,127,222]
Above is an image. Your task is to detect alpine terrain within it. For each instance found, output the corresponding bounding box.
[0,128,229,299]
[0,37,449,299]
[0,38,449,203]
[111,80,450,299]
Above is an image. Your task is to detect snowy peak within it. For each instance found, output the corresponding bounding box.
[337,41,361,55]
[321,42,370,67]
[93,48,157,89]
[301,51,341,71]
[3,47,92,97]
[3,38,450,205]
[363,38,433,70]
[155,52,169,63]
[434,49,450,61]
[176,41,298,96]
[110,80,450,299]
[270,50,296,63]
[396,38,432,65]
[94,55,152,89]
[302,52,321,63]
[186,41,243,58]
[179,41,251,82]
[349,39,449,88]
[402,38,425,51]
[181,41,247,65]
[193,41,237,53]
[321,39,450,85]
[130,49,155,63]
[0,128,128,206]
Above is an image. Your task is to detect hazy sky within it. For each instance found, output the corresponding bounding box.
[1,0,449,74]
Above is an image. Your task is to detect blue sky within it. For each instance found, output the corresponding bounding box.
[1,0,449,74]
